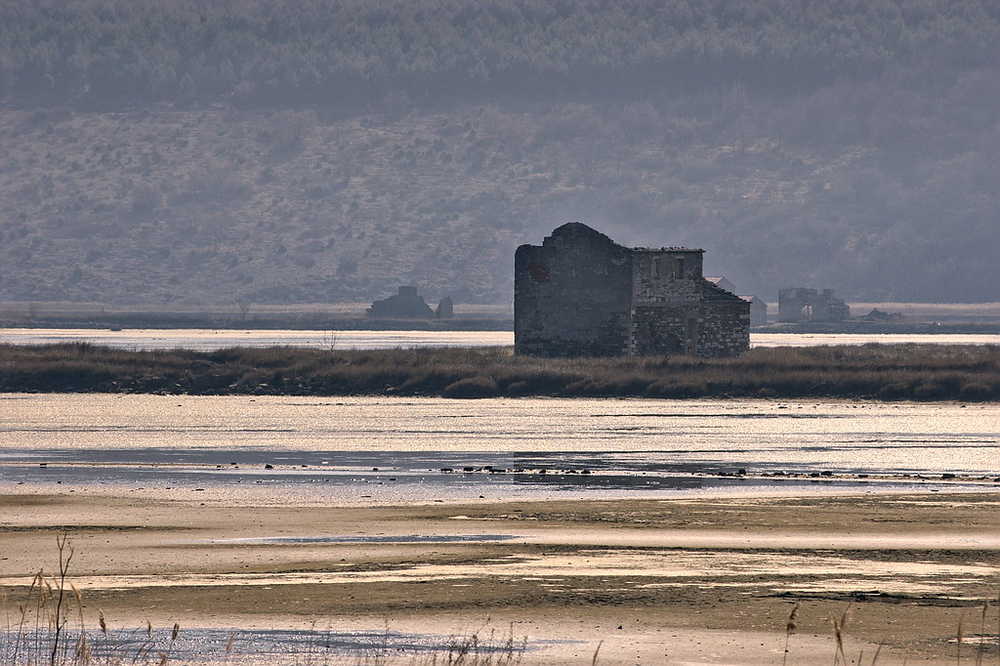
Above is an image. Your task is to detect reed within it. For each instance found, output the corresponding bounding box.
[0,343,997,401]
[782,602,799,666]
[0,535,181,665]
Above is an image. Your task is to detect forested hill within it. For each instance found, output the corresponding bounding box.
[4,0,998,107]
[2,0,999,305]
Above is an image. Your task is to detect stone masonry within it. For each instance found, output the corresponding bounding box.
[514,223,749,357]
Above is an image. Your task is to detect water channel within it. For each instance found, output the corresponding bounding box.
[2,327,999,351]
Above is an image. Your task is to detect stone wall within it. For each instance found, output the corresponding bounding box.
[629,248,711,356]
[630,294,750,357]
[699,297,752,357]
[514,223,632,357]
[630,305,696,355]
[631,250,705,306]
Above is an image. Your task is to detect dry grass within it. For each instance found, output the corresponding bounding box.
[0,342,997,401]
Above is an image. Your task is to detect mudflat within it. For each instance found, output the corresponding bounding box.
[2,490,999,664]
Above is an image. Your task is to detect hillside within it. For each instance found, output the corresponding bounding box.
[1,0,999,306]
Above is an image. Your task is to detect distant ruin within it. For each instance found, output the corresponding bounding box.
[705,276,737,294]
[435,296,454,319]
[708,276,767,326]
[777,288,850,322]
[514,223,749,357]
[743,295,768,326]
[367,286,434,319]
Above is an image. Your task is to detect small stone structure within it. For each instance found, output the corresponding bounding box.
[777,287,850,322]
[742,295,768,326]
[708,277,767,326]
[367,286,434,319]
[514,223,749,357]
[435,296,454,319]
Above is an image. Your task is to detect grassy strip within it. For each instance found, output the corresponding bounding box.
[0,343,998,401]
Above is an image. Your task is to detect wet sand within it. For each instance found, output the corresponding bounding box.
[2,491,999,664]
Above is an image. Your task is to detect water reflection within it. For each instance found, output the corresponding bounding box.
[2,394,996,502]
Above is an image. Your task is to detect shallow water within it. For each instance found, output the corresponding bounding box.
[0,327,513,350]
[0,626,546,665]
[1,394,996,502]
[2,327,999,350]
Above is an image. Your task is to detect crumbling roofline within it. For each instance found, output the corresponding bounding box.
[631,247,704,253]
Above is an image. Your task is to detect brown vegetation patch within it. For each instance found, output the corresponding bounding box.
[0,342,997,401]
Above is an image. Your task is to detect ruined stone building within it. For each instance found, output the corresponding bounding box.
[777,287,850,322]
[367,286,434,318]
[514,223,749,357]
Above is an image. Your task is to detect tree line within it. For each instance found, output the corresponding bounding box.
[2,0,999,108]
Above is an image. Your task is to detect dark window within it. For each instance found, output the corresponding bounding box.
[674,258,685,279]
